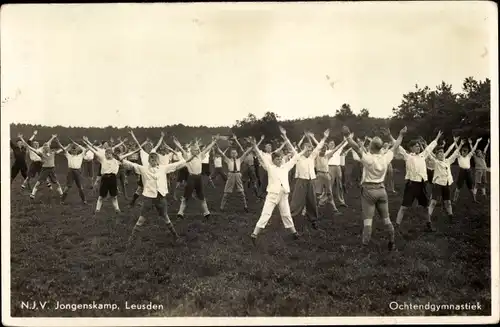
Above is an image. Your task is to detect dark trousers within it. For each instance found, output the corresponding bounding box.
[11,161,28,181]
[290,178,318,222]
[62,169,86,202]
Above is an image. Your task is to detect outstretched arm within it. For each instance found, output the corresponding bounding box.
[152,132,165,152]
[18,134,43,156]
[128,130,144,151]
[444,136,459,157]
[216,145,230,161]
[469,137,482,156]
[483,138,490,153]
[389,126,407,153]
[309,129,330,158]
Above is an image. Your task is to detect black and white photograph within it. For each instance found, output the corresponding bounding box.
[1,2,498,326]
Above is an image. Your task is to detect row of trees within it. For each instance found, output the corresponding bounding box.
[231,77,491,148]
[10,77,490,152]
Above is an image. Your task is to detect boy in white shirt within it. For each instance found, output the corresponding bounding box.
[216,144,253,212]
[250,128,307,245]
[387,130,443,232]
[289,129,329,229]
[20,134,65,200]
[128,130,164,206]
[210,147,227,183]
[56,138,87,204]
[122,152,194,245]
[175,136,219,219]
[453,138,482,203]
[326,139,349,207]
[82,137,137,215]
[344,126,406,250]
[472,138,490,198]
[427,139,465,222]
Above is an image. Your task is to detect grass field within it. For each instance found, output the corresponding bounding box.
[9,160,491,317]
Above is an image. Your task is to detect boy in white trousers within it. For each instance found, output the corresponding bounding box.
[250,127,307,245]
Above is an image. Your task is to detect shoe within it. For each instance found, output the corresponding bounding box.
[250,235,257,246]
[204,213,211,219]
[29,194,35,199]
[244,207,249,213]
[388,241,395,251]
[292,233,300,240]
[177,213,184,219]
[448,214,454,223]
[425,222,435,232]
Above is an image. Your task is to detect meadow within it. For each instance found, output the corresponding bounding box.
[9,159,491,317]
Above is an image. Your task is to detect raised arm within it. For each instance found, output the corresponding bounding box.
[326,138,348,159]
[81,137,101,156]
[272,141,286,154]
[111,139,126,151]
[251,137,269,171]
[444,136,459,157]
[128,130,144,151]
[69,138,86,153]
[231,135,245,153]
[238,145,254,161]
[297,134,306,149]
[45,134,57,147]
[119,148,141,161]
[387,126,407,153]
[200,135,219,157]
[27,130,38,145]
[469,137,482,156]
[484,138,490,153]
[306,132,319,146]
[278,126,297,156]
[216,145,230,161]
[152,132,165,152]
[421,131,442,158]
[18,134,43,156]
[344,134,364,160]
[172,136,189,158]
[55,138,70,155]
[310,129,330,158]
[446,139,465,164]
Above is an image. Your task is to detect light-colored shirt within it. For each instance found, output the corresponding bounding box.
[339,155,346,166]
[457,153,473,169]
[140,150,150,167]
[398,140,437,182]
[327,142,348,166]
[315,156,329,172]
[96,153,120,175]
[473,156,487,169]
[225,157,242,172]
[260,152,301,194]
[157,153,171,166]
[360,150,394,184]
[185,155,203,175]
[41,151,56,168]
[66,153,84,170]
[29,150,42,162]
[430,150,460,186]
[202,153,210,164]
[214,156,223,168]
[84,150,94,161]
[295,140,324,180]
[352,151,361,162]
[123,160,186,197]
[258,151,273,165]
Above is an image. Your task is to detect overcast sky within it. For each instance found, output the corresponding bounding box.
[1,2,495,128]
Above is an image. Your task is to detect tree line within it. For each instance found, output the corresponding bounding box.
[10,76,490,162]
